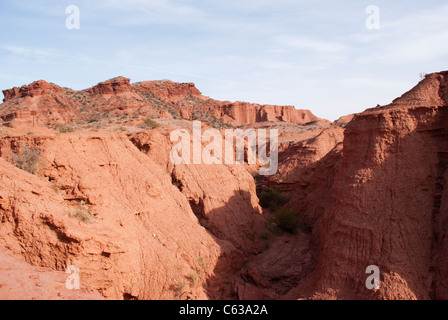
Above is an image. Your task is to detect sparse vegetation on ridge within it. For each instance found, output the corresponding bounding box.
[190,107,232,129]
[54,123,75,133]
[11,144,40,174]
[174,281,186,299]
[69,201,95,224]
[139,118,160,130]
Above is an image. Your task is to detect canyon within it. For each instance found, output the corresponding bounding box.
[0,71,447,300]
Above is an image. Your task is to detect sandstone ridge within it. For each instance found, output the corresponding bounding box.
[1,77,328,128]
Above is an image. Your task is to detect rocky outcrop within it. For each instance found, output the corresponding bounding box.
[265,126,344,227]
[133,80,202,100]
[391,71,448,107]
[2,80,62,102]
[283,71,448,300]
[0,247,103,300]
[2,87,20,102]
[129,129,265,255]
[85,77,134,95]
[0,135,226,299]
[333,114,354,128]
[212,102,323,127]
[0,129,266,300]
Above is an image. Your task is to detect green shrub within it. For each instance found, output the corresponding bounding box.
[258,187,290,211]
[69,201,94,224]
[265,217,284,236]
[273,208,301,234]
[139,118,160,130]
[174,281,186,299]
[11,145,40,174]
[188,272,199,287]
[197,257,205,268]
[190,107,232,129]
[54,124,75,133]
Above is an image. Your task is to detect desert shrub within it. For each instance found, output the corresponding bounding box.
[174,281,186,299]
[11,145,40,174]
[265,217,284,236]
[258,187,290,211]
[188,272,199,287]
[191,108,214,122]
[54,123,75,133]
[190,107,232,129]
[69,201,94,224]
[273,208,301,234]
[197,257,205,269]
[208,118,232,129]
[51,181,61,192]
[140,118,160,130]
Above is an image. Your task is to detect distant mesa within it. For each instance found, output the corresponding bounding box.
[0,77,328,128]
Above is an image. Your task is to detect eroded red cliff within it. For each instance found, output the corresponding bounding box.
[282,71,448,300]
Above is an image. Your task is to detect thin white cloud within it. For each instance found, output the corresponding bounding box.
[10,0,206,26]
[1,45,61,59]
[90,0,207,26]
[274,34,349,53]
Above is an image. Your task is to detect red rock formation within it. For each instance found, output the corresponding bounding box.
[9,72,448,302]
[0,77,328,128]
[236,232,314,300]
[2,87,20,102]
[0,136,216,299]
[282,71,448,300]
[129,129,265,255]
[2,80,62,102]
[0,129,265,299]
[264,126,344,227]
[0,247,103,300]
[333,114,354,127]
[85,77,133,95]
[133,80,202,99]
[211,102,322,126]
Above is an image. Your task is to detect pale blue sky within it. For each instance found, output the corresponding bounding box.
[1,0,447,121]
